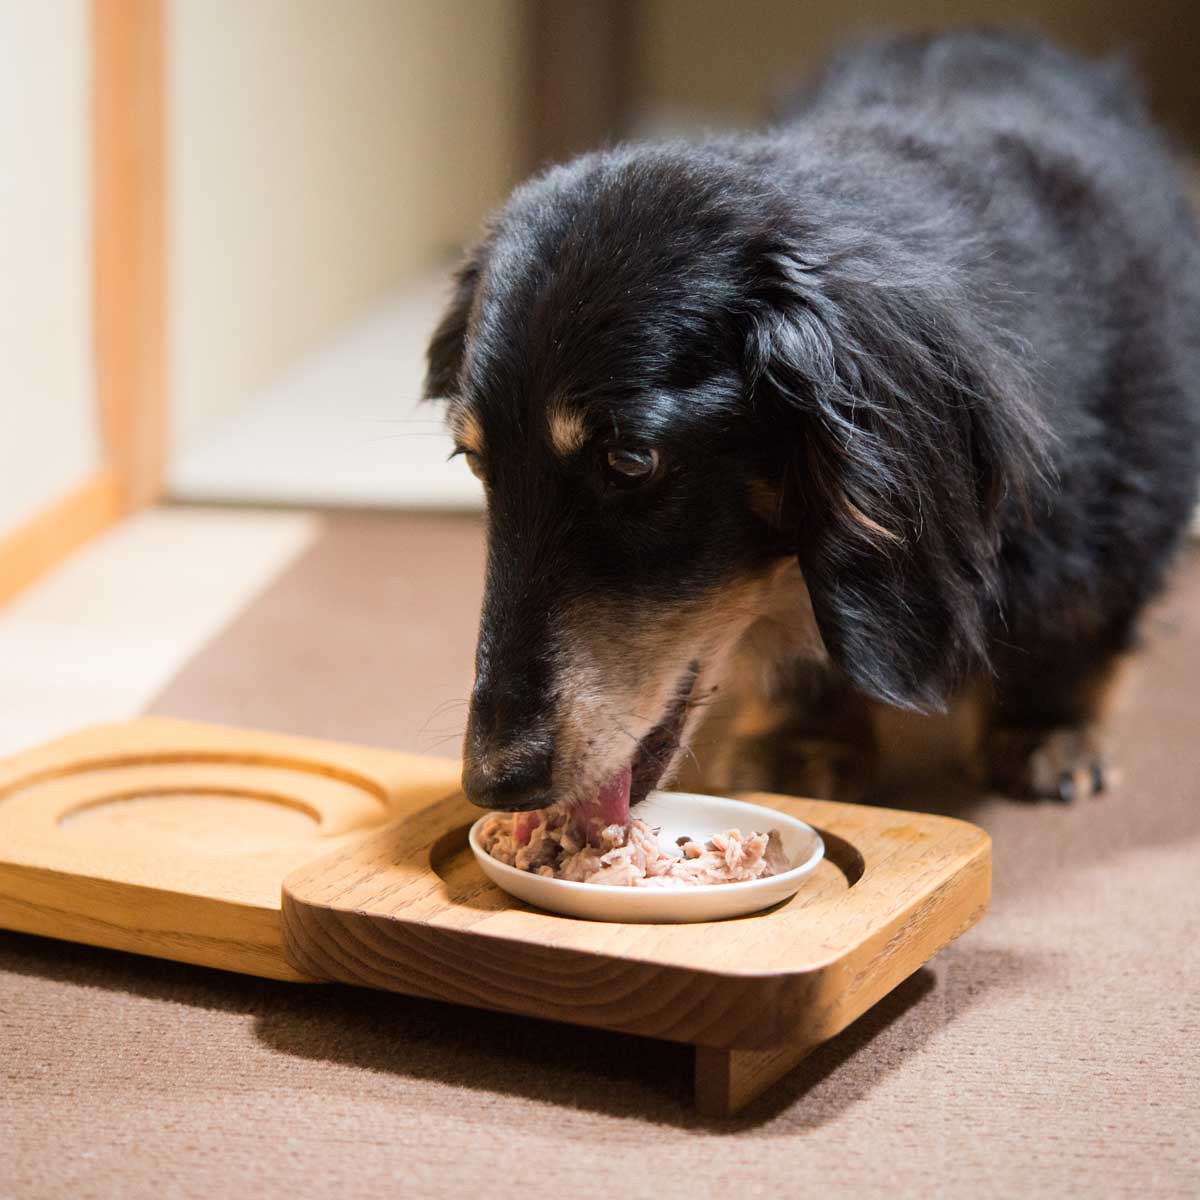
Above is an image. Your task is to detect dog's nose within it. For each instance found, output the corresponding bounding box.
[461,747,553,811]
[462,678,554,810]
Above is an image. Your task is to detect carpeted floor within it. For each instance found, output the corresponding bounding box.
[2,512,1198,1198]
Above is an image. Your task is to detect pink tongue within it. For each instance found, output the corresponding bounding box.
[580,765,632,842]
[512,811,542,846]
[510,766,633,847]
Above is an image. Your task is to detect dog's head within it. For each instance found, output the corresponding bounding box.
[426,144,1050,820]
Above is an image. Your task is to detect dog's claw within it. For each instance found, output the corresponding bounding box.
[988,724,1113,803]
[1050,761,1108,804]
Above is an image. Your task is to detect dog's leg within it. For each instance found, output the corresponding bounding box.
[986,651,1130,802]
[684,660,875,803]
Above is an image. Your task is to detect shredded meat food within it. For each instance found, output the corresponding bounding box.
[479,804,788,887]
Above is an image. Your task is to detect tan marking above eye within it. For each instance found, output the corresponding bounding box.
[450,408,485,457]
[548,406,587,457]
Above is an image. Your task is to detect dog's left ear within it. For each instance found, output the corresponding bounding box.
[744,239,1053,711]
[424,252,484,401]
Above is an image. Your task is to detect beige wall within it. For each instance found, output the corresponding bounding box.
[634,1,1200,138]
[0,1,98,537]
[169,0,526,452]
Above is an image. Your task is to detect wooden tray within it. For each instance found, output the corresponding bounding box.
[0,718,991,1115]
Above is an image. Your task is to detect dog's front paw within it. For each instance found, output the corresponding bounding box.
[987,725,1114,802]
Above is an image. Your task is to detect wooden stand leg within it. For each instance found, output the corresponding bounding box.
[694,1040,815,1117]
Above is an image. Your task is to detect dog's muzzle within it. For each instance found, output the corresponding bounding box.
[461,662,700,822]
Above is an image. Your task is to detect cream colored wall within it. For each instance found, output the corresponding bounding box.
[169,0,525,453]
[0,1,98,537]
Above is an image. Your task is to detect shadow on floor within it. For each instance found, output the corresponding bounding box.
[0,925,1035,1133]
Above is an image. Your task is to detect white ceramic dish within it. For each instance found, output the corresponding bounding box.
[467,790,825,923]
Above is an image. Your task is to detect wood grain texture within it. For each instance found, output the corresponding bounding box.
[694,1042,821,1117]
[283,791,991,1099]
[1,717,990,1112]
[693,916,943,1117]
[0,470,122,605]
[0,719,462,978]
[93,0,166,509]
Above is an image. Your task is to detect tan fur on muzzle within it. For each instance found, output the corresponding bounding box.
[547,560,826,805]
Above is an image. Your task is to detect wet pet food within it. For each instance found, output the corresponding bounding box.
[478,803,787,887]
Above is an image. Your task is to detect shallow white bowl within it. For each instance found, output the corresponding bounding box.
[467,790,825,923]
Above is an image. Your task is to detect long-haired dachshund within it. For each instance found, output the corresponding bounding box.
[425,29,1200,824]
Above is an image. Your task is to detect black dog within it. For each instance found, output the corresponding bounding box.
[426,29,1200,821]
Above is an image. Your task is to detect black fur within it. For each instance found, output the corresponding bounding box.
[428,29,1200,803]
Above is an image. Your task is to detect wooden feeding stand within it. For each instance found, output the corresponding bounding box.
[0,718,990,1115]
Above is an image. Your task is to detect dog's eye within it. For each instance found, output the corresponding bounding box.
[450,447,486,482]
[604,446,661,488]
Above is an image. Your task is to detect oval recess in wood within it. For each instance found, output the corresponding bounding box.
[0,718,464,979]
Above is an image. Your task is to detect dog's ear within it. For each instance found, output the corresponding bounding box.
[744,241,1053,711]
[424,252,484,401]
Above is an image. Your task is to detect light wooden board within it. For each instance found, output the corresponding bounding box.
[0,719,462,979]
[0,718,990,1114]
[282,790,991,1113]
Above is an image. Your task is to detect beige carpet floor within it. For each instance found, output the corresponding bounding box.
[2,512,1198,1198]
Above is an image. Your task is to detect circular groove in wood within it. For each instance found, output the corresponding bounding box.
[428,825,859,923]
[3,760,386,840]
[0,750,391,806]
[59,789,320,848]
[811,826,866,887]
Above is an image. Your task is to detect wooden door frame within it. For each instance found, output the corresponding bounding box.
[0,0,165,605]
[523,0,637,174]
[93,0,166,512]
[2,0,649,604]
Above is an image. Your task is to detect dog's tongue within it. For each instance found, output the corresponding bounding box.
[579,765,632,842]
[510,766,632,847]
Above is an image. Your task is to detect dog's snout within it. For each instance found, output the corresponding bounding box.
[462,679,554,811]
[461,748,552,812]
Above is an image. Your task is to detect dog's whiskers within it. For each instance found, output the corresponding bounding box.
[417,698,470,741]
[418,730,467,750]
